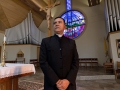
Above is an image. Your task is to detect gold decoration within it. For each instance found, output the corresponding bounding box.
[1,35,6,67]
[17,50,24,57]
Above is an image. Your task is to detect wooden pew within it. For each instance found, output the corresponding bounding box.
[79,58,87,68]
[91,58,98,67]
[5,60,17,63]
[79,58,98,68]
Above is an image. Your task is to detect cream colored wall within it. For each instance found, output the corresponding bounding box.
[0,33,4,46]
[30,45,37,59]
[6,45,31,63]
[39,0,107,66]
[109,33,120,69]
[5,45,38,64]
[72,1,106,66]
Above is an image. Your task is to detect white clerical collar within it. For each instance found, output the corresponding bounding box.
[56,34,63,38]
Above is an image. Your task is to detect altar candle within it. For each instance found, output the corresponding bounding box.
[4,35,6,43]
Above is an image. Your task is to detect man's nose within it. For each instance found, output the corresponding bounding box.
[55,22,59,26]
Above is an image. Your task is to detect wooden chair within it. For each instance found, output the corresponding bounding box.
[104,63,114,72]
[104,59,114,73]
[115,61,120,79]
[16,50,25,63]
[16,57,25,63]
[30,59,39,67]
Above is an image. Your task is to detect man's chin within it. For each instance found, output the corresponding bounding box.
[55,30,60,33]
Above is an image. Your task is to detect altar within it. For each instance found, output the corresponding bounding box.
[0,63,35,90]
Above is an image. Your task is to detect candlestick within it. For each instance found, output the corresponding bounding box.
[1,34,6,67]
[4,35,6,43]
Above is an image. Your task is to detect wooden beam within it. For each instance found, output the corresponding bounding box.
[48,0,52,36]
[32,0,47,7]
[19,0,46,19]
[43,0,55,5]
[0,20,8,31]
[40,0,60,37]
[12,0,45,27]
[0,3,11,28]
[0,30,5,34]
[1,0,31,27]
[88,0,100,7]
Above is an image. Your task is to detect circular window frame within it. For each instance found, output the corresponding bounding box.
[61,10,86,39]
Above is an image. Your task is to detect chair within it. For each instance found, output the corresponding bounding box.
[115,61,120,79]
[104,59,114,73]
[104,63,114,72]
[16,50,25,63]
[16,57,25,63]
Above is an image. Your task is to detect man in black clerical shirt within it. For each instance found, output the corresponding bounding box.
[40,17,79,90]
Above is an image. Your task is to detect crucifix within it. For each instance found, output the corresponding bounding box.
[40,0,60,36]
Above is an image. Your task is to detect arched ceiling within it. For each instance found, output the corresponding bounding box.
[0,0,56,32]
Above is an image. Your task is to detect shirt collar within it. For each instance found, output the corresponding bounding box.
[56,34,63,38]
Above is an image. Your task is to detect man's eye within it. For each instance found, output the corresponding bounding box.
[59,21,61,23]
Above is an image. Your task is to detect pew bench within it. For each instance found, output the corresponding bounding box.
[79,58,98,68]
[30,59,39,67]
[5,60,17,63]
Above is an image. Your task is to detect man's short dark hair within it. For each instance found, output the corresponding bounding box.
[54,17,66,24]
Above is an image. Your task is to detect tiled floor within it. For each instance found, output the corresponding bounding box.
[19,67,120,90]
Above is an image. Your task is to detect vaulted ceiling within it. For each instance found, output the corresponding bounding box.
[0,0,101,33]
[0,0,56,32]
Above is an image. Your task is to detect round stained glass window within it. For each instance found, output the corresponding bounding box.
[61,10,86,39]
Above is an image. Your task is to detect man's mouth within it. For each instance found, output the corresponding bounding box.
[55,27,59,29]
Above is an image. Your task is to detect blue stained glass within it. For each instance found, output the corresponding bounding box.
[61,10,86,39]
[67,0,71,11]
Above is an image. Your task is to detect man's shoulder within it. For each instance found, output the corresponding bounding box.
[42,36,54,41]
[64,36,75,42]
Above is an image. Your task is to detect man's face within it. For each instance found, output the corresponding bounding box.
[53,18,66,34]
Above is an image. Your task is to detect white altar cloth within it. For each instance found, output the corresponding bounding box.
[0,63,35,78]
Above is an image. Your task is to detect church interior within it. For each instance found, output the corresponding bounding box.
[0,0,120,90]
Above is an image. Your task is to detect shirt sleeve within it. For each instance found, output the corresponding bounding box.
[66,40,79,85]
[40,39,59,86]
